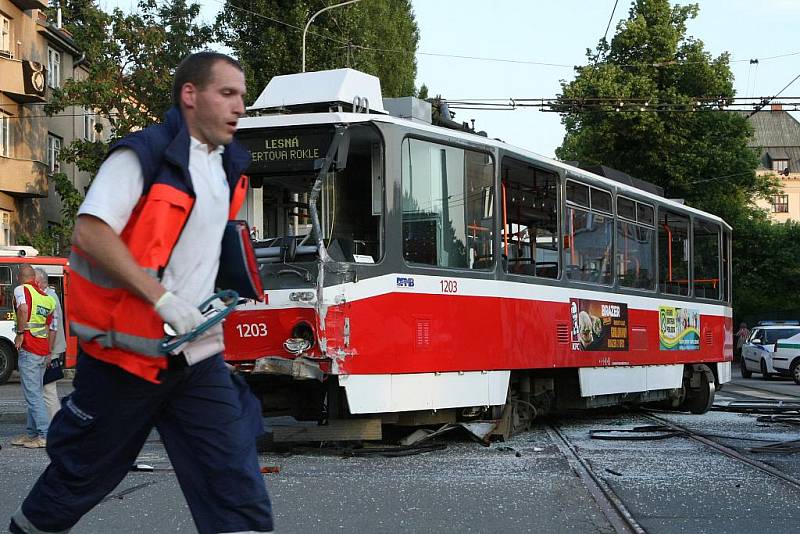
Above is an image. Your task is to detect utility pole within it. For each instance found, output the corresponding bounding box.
[302,0,362,73]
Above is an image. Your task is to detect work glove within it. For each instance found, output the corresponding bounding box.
[154,291,204,336]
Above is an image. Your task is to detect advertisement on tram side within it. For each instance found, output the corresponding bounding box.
[570,298,629,351]
[659,306,700,350]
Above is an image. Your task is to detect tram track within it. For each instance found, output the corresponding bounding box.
[546,401,800,534]
[545,422,646,534]
[641,411,800,493]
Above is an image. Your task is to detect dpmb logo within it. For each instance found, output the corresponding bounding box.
[396,277,415,288]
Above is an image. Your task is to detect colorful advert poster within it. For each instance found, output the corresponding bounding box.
[659,306,700,350]
[570,299,629,351]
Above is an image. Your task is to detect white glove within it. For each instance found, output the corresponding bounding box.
[154,291,204,336]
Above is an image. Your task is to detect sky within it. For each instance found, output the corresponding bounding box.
[103,0,800,158]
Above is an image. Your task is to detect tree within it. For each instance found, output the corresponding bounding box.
[555,0,773,223]
[554,0,786,321]
[733,215,800,322]
[215,0,419,103]
[26,0,213,252]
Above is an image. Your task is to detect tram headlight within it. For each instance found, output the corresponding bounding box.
[284,322,314,355]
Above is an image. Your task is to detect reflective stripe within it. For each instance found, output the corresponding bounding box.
[70,250,159,289]
[12,507,71,534]
[25,322,49,337]
[70,322,165,357]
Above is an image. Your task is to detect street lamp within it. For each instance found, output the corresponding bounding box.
[302,0,362,73]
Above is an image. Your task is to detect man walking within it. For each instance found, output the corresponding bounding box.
[11,52,273,534]
[34,268,65,422]
[10,265,55,449]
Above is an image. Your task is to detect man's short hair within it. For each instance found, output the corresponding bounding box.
[172,51,244,107]
[18,265,34,283]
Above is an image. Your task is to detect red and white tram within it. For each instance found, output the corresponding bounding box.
[223,69,732,437]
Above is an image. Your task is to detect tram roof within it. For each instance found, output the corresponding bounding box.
[237,111,730,230]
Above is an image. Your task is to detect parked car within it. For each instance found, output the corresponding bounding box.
[772,332,800,384]
[741,325,800,379]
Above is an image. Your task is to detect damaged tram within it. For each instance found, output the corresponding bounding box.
[222,69,732,440]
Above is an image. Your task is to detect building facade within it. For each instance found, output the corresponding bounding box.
[0,0,97,249]
[748,104,800,221]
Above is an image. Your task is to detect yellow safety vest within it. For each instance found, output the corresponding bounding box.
[22,283,56,338]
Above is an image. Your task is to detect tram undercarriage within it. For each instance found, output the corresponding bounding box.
[242,362,723,443]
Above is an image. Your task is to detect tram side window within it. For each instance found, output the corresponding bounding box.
[563,181,613,285]
[658,211,690,296]
[501,158,559,278]
[693,219,721,300]
[401,138,495,269]
[0,266,11,315]
[722,230,731,302]
[616,197,655,290]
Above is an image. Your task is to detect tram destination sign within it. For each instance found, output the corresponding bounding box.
[570,298,629,351]
[237,128,334,174]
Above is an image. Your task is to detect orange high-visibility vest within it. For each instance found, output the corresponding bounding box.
[68,107,250,383]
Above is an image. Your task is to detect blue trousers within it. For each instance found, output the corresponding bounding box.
[17,349,49,439]
[11,351,273,533]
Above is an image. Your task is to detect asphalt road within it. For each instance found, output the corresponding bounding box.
[0,368,799,533]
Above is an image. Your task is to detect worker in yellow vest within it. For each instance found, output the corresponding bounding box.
[10,265,55,449]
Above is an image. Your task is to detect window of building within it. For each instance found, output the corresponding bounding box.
[616,196,655,290]
[47,133,62,173]
[0,111,10,157]
[773,159,789,173]
[693,219,721,300]
[0,16,10,56]
[83,109,96,141]
[0,266,12,313]
[563,180,613,284]
[772,194,789,213]
[501,157,559,278]
[402,138,495,270]
[0,210,10,246]
[47,47,61,88]
[658,210,690,296]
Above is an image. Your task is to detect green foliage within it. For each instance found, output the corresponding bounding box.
[215,0,419,102]
[17,226,63,257]
[556,0,772,221]
[42,0,213,251]
[733,214,800,322]
[555,0,785,320]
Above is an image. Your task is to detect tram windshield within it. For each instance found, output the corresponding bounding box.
[238,124,384,264]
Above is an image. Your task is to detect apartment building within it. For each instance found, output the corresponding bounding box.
[0,0,97,248]
[748,104,800,221]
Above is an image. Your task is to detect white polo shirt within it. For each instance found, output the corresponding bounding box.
[79,137,230,307]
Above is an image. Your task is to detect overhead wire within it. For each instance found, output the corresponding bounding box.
[210,1,800,70]
[603,0,620,43]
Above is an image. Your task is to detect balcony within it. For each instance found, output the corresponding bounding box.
[0,56,46,103]
[10,0,48,10]
[0,157,49,197]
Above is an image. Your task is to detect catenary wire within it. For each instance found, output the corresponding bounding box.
[603,0,620,43]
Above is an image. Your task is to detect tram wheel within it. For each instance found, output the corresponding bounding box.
[683,364,715,415]
[760,359,772,380]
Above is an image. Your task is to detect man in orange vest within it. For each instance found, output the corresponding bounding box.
[11,52,273,534]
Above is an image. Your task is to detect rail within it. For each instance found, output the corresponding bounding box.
[546,422,645,534]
